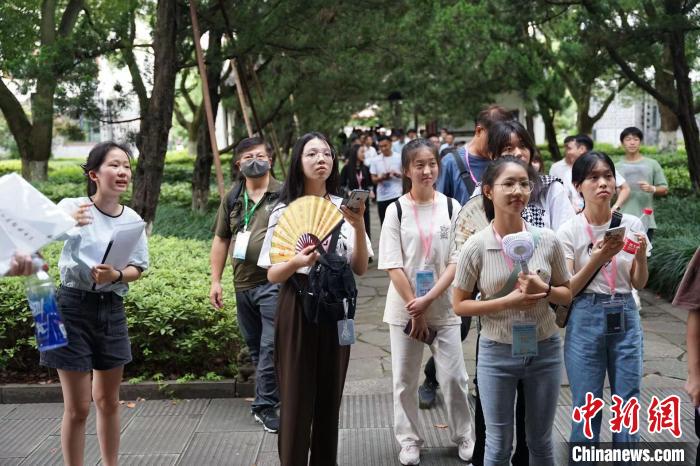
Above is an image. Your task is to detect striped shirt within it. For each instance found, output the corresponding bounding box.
[454,222,570,344]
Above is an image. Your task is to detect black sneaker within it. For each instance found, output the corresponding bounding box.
[254,407,280,433]
[418,379,438,409]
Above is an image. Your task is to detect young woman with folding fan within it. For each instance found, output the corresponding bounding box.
[257,131,373,466]
[452,157,571,466]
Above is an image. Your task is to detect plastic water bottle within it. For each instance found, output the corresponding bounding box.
[25,260,68,351]
[639,208,653,233]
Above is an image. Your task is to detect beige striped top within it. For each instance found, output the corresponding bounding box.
[454,222,570,344]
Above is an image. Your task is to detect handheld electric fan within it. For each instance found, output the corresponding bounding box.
[501,231,535,274]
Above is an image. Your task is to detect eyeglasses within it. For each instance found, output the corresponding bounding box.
[494,180,534,194]
[240,152,269,162]
[303,150,335,161]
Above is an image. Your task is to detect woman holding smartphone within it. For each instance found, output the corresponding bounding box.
[378,138,473,465]
[258,132,372,466]
[453,156,571,466]
[557,151,650,445]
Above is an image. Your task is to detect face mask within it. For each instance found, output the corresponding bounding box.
[240,159,270,178]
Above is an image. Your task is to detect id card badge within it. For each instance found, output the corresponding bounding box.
[338,318,356,345]
[232,231,251,260]
[603,299,625,335]
[414,267,436,298]
[512,320,538,357]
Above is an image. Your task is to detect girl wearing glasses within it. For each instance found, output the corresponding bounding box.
[453,157,571,466]
[258,132,373,466]
[469,120,577,465]
[557,151,649,445]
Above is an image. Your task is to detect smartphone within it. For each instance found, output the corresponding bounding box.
[604,225,626,241]
[342,189,370,211]
[403,320,437,345]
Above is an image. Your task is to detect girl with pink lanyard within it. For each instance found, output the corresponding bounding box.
[378,139,474,465]
[557,151,650,446]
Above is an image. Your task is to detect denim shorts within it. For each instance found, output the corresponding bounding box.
[40,286,132,372]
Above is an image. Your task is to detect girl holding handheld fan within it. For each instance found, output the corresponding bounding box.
[258,132,373,466]
[452,157,571,466]
[378,139,475,465]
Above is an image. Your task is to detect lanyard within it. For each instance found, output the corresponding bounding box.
[582,215,618,296]
[408,192,437,264]
[464,152,478,185]
[243,190,261,232]
[355,170,363,188]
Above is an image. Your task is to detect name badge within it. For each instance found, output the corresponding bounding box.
[233,231,251,260]
[414,269,436,298]
[512,321,538,357]
[603,300,625,335]
[338,318,356,346]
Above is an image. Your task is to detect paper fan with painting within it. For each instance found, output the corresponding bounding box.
[452,195,490,252]
[269,196,343,264]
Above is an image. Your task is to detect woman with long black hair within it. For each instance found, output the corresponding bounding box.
[258,132,373,465]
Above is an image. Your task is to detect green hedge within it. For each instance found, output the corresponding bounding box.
[646,195,700,300]
[0,236,241,379]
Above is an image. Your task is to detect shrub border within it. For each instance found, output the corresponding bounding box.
[0,380,254,404]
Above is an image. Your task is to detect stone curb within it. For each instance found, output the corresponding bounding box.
[0,379,255,404]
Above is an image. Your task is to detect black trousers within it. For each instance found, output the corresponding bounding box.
[275,276,350,466]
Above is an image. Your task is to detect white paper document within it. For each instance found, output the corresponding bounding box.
[0,173,75,276]
[93,220,145,289]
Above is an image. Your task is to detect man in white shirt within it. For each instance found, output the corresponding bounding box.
[371,135,403,226]
[550,134,630,211]
[363,132,379,168]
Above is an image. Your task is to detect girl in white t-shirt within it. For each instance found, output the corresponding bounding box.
[557,151,650,445]
[378,139,474,466]
[257,132,372,466]
[41,142,149,466]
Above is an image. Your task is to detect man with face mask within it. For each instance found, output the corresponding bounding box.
[210,137,282,433]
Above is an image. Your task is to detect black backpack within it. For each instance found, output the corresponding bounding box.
[301,222,358,324]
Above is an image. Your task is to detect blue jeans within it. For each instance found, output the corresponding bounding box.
[477,333,562,466]
[565,293,642,444]
[236,282,280,412]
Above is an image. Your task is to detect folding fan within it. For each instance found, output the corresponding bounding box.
[269,196,343,264]
[452,195,490,252]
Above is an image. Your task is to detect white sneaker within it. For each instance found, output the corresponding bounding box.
[458,439,474,462]
[399,445,420,465]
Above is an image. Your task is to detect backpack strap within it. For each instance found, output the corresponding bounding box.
[451,150,476,195]
[394,199,402,223]
[446,196,453,220]
[327,220,344,254]
[224,181,245,219]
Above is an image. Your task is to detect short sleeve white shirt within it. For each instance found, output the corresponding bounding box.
[369,153,403,201]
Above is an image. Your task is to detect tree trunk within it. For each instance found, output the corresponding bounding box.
[187,139,197,156]
[576,86,594,136]
[525,113,535,143]
[668,27,700,191]
[131,0,179,228]
[539,99,561,161]
[23,77,57,181]
[191,29,223,213]
[655,45,679,152]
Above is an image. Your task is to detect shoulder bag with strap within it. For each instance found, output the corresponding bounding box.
[553,210,623,327]
[451,150,476,196]
[301,222,358,325]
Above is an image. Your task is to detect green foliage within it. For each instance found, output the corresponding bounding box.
[646,195,700,299]
[0,236,240,379]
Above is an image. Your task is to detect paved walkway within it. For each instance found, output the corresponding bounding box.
[0,205,696,465]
